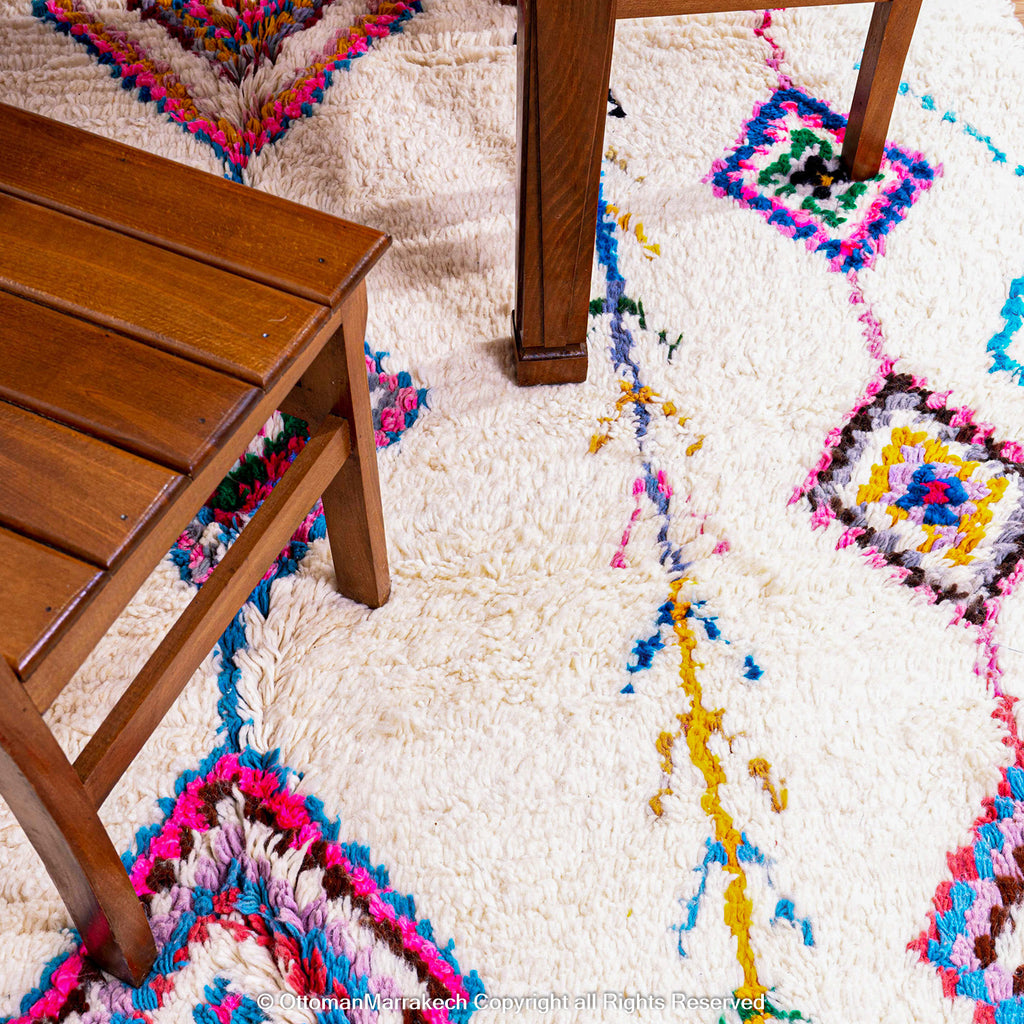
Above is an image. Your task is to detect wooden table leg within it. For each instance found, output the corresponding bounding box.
[0,660,156,985]
[513,0,617,386]
[842,0,923,179]
[285,282,390,607]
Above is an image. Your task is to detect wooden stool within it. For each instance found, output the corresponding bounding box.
[0,103,391,985]
[512,0,922,384]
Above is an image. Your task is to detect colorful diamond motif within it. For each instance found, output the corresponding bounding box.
[131,0,335,85]
[367,345,429,449]
[9,348,447,1023]
[12,751,484,1024]
[910,701,1024,1024]
[804,374,1024,624]
[708,87,938,272]
[171,345,428,589]
[33,0,422,178]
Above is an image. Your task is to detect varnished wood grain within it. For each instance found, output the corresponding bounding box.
[20,309,341,707]
[617,0,876,17]
[0,103,390,308]
[513,0,919,383]
[842,1,922,179]
[312,284,391,607]
[0,659,155,985]
[0,194,327,388]
[0,292,259,474]
[76,416,352,805]
[513,338,589,385]
[0,402,184,569]
[0,528,103,679]
[512,0,615,383]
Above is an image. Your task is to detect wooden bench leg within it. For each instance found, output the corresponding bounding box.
[512,0,616,385]
[842,0,923,180]
[0,660,155,985]
[320,284,390,607]
[284,283,390,607]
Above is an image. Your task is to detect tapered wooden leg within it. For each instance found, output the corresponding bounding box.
[0,660,155,985]
[513,0,617,385]
[287,283,390,607]
[842,0,923,180]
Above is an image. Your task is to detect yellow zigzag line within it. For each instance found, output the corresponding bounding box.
[651,578,770,1016]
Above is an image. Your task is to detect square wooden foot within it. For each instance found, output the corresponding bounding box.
[513,326,588,386]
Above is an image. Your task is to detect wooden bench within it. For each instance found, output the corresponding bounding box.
[0,103,392,985]
[512,0,922,383]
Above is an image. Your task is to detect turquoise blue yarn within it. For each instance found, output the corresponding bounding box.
[987,277,1024,383]
[1008,765,1024,800]
[994,794,1016,819]
[958,969,988,1001]
[627,629,665,674]
[686,600,722,641]
[997,999,1024,1024]
[974,842,994,880]
[196,979,267,1024]
[933,881,975,952]
[978,820,1006,853]
[771,899,815,947]
[902,78,1024,175]
[673,836,788,957]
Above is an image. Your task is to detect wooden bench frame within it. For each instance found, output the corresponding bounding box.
[0,104,391,985]
[512,0,923,383]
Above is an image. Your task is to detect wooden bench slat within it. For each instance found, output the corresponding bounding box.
[0,528,104,679]
[0,402,185,570]
[0,194,327,388]
[0,292,260,474]
[0,103,390,308]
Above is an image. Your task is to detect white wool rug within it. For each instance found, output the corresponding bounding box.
[2,1,1024,1022]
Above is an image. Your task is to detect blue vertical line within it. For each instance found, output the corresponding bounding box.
[596,178,689,572]
[596,180,645,389]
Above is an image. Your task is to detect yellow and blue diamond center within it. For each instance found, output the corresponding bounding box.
[896,466,971,525]
[857,428,1008,565]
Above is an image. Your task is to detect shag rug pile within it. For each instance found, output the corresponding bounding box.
[3,1,1024,1021]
